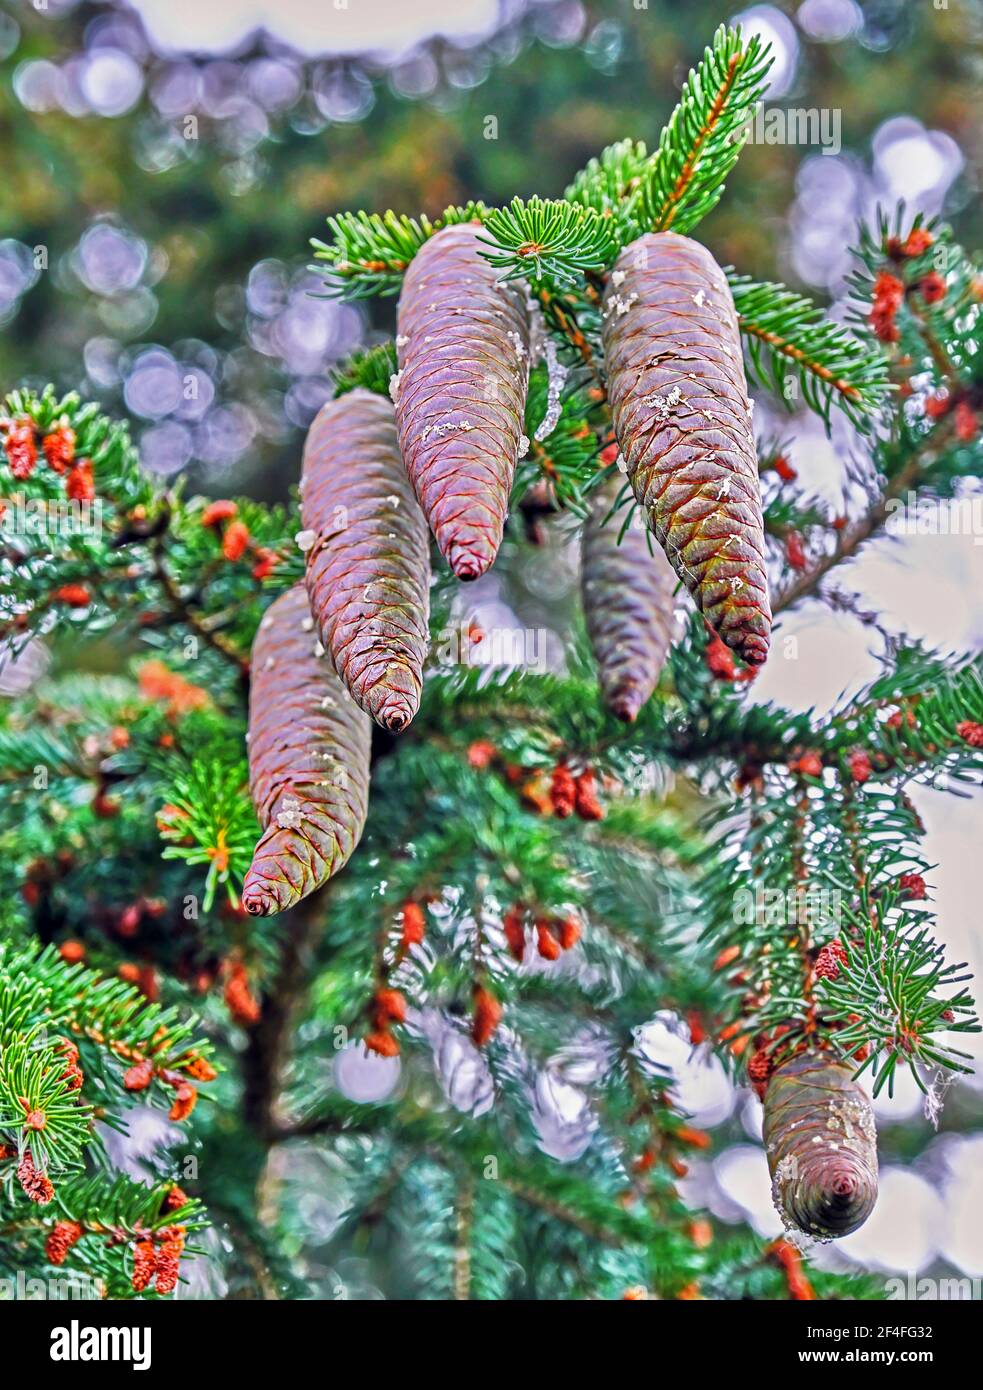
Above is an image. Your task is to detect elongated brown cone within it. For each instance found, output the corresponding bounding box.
[582,475,678,721]
[394,223,530,580]
[601,231,771,665]
[762,1051,878,1239]
[301,389,430,733]
[242,584,371,917]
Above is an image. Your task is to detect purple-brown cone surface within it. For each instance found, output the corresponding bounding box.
[301,389,430,733]
[582,475,678,722]
[394,223,530,580]
[602,231,771,665]
[762,1051,878,1239]
[242,584,371,917]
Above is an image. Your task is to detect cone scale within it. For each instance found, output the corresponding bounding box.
[242,584,371,917]
[601,231,771,665]
[301,389,430,733]
[582,475,678,722]
[762,1051,878,1239]
[394,223,530,581]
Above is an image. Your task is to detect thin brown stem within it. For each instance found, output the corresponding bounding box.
[656,51,742,232]
[240,886,331,1140]
[773,456,921,616]
[453,1175,475,1301]
[502,1179,626,1247]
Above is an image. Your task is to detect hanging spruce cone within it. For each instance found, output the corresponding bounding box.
[394,223,530,580]
[601,232,771,665]
[242,584,371,916]
[301,389,430,733]
[762,1051,878,1239]
[582,475,678,721]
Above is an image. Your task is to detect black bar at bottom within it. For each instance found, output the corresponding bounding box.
[7,1295,975,1377]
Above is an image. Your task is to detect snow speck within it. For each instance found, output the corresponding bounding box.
[533,336,569,443]
[276,796,304,830]
[643,385,683,419]
[604,291,638,319]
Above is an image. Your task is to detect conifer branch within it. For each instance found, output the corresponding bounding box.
[310,203,486,299]
[3,19,981,1295]
[565,138,650,218]
[453,1175,475,1301]
[818,904,979,1095]
[634,26,772,235]
[729,273,892,430]
[152,540,251,679]
[157,756,258,910]
[479,196,620,286]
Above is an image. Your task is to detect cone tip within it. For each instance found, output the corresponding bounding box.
[731,626,770,667]
[378,698,416,733]
[448,543,492,582]
[608,684,643,723]
[242,872,291,917]
[367,677,420,734]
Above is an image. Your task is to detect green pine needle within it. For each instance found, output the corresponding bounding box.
[310,202,486,299]
[633,25,773,236]
[818,908,980,1097]
[157,756,258,911]
[331,340,399,398]
[728,271,892,431]
[564,137,650,226]
[479,195,620,286]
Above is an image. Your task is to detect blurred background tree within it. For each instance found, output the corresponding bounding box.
[2,0,980,498]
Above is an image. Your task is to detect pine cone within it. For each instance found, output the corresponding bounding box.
[17,1150,54,1205]
[45,1219,83,1266]
[242,584,371,916]
[301,389,430,732]
[762,1051,877,1238]
[582,475,678,721]
[395,223,530,580]
[602,232,771,665]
